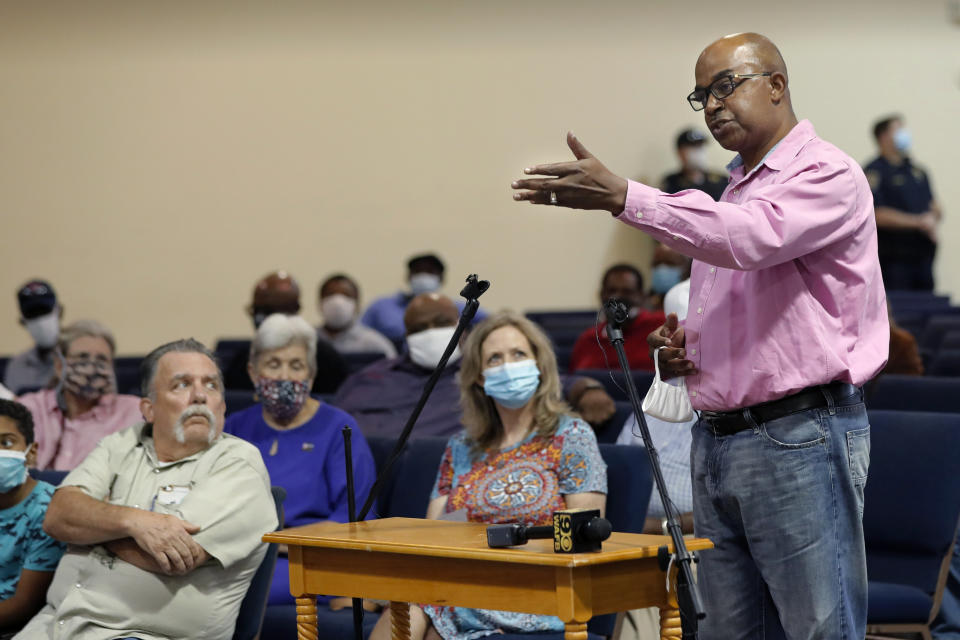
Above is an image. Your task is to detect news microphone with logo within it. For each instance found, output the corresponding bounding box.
[486,508,612,553]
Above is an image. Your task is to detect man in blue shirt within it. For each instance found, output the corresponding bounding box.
[0,399,65,636]
[361,253,487,349]
[864,115,944,291]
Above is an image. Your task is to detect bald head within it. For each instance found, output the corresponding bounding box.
[693,33,797,170]
[404,293,459,336]
[249,271,301,327]
[699,33,788,81]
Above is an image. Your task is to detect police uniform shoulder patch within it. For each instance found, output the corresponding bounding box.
[866,170,880,191]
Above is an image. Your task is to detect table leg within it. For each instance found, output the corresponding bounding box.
[295,595,318,640]
[563,621,589,640]
[659,606,682,640]
[390,601,411,640]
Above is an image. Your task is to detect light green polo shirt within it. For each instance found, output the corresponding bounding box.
[16,422,277,640]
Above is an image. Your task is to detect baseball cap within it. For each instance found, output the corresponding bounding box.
[17,280,58,319]
[676,128,708,149]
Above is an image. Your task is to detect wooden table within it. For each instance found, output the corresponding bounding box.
[264,517,712,640]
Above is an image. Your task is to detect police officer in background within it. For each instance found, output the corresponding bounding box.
[865,115,943,291]
[660,128,727,201]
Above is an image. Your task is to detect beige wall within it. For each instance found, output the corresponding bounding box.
[0,0,957,355]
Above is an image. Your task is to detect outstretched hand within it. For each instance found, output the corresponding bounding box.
[647,313,698,380]
[511,132,629,214]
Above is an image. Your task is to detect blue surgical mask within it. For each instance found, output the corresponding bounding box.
[650,264,683,294]
[0,450,27,493]
[893,128,912,153]
[409,273,441,296]
[483,359,540,409]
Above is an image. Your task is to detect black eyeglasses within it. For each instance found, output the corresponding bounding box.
[687,73,772,111]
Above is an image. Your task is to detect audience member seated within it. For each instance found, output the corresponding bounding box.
[0,400,65,638]
[569,264,666,372]
[224,314,377,609]
[360,253,486,347]
[17,320,142,471]
[883,302,924,376]
[15,339,277,640]
[336,294,617,440]
[4,281,62,396]
[647,244,692,313]
[222,271,348,394]
[369,311,606,640]
[317,274,396,358]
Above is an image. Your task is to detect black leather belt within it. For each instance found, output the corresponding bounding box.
[701,382,861,436]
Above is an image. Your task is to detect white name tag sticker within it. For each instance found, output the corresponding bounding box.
[155,484,191,507]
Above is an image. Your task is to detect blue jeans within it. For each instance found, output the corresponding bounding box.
[691,389,870,640]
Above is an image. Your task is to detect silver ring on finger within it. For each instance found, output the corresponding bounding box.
[549,191,558,205]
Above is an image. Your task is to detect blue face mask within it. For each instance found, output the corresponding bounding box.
[483,359,541,409]
[893,128,912,153]
[0,451,27,493]
[650,264,683,294]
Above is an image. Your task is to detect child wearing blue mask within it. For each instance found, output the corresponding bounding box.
[0,399,65,637]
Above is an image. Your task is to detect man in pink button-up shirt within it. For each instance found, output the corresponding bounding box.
[513,32,887,640]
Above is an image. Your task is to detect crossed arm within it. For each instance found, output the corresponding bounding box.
[44,487,210,576]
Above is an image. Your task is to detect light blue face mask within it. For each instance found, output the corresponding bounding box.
[650,264,684,295]
[483,359,541,409]
[893,128,912,153]
[0,450,28,493]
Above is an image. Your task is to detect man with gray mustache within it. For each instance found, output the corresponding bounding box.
[15,339,277,640]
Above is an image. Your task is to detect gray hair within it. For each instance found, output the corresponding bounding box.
[58,320,116,356]
[140,338,222,400]
[249,313,318,378]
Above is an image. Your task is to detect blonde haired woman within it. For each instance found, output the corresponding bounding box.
[371,311,607,640]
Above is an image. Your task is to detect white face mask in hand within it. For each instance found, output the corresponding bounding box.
[407,326,461,369]
[642,346,694,423]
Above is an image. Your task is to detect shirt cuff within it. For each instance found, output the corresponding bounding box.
[616,180,661,227]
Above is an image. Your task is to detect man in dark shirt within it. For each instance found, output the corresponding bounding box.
[864,115,943,291]
[660,128,727,201]
[221,271,348,394]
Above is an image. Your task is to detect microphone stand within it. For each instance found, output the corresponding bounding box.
[342,274,490,640]
[602,298,705,638]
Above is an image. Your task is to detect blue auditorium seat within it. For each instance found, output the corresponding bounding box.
[225,389,258,415]
[928,349,960,377]
[866,375,960,413]
[864,410,960,638]
[940,331,960,350]
[921,316,960,352]
[594,401,634,444]
[233,486,286,640]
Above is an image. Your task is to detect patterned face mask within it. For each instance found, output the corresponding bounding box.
[255,377,310,423]
[63,358,115,401]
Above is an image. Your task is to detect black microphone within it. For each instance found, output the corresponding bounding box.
[486,509,612,553]
[602,298,630,342]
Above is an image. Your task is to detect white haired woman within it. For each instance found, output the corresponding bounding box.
[370,311,607,640]
[224,313,377,611]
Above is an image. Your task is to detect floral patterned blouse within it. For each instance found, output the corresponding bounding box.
[424,414,607,639]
